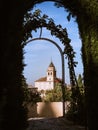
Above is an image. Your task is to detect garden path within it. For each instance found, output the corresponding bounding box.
[27,117,85,130]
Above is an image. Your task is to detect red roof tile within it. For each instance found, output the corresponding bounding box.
[35,77,47,82]
[35,77,62,83]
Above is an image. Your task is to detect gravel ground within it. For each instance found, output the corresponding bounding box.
[27,117,85,130]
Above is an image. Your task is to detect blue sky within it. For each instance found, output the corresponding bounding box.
[23,2,83,85]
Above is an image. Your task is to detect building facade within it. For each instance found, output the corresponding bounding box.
[35,61,61,91]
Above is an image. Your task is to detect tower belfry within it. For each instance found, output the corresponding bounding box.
[35,61,61,91]
[47,61,56,82]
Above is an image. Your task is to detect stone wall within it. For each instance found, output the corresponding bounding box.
[27,102,70,118]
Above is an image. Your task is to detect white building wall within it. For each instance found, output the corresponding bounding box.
[35,81,54,91]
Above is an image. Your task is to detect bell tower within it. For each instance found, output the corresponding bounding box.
[47,61,56,82]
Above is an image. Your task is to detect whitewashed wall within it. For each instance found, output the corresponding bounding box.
[27,102,70,118]
[35,81,54,91]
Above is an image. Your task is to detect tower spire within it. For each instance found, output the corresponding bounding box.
[51,57,52,63]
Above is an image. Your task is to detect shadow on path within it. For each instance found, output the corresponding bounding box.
[27,117,85,130]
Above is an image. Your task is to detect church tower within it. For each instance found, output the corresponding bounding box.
[35,61,61,91]
[47,61,56,82]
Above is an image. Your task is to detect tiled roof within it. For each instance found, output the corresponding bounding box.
[35,77,62,83]
[54,78,62,83]
[35,77,47,82]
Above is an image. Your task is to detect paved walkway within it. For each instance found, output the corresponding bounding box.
[27,117,85,130]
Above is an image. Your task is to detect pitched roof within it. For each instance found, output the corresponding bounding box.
[35,77,62,83]
[49,61,55,67]
[35,77,47,82]
[54,78,62,83]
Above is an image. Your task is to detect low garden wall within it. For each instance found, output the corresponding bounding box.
[27,102,70,118]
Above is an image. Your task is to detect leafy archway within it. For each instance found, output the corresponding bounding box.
[23,9,79,118]
[23,9,78,88]
[0,1,98,130]
[26,2,98,130]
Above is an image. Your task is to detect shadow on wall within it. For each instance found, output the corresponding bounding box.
[37,102,57,117]
[27,102,70,118]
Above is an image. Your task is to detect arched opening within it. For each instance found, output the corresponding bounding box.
[22,1,83,123]
[23,37,66,116]
[23,1,83,84]
[0,1,98,130]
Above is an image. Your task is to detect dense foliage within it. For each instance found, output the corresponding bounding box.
[44,83,71,102]
[66,74,85,125]
[22,76,42,105]
[0,1,98,130]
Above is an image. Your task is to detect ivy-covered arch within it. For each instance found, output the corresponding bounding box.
[23,9,80,120]
[23,9,78,87]
[23,2,98,130]
[0,1,98,130]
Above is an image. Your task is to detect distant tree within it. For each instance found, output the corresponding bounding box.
[25,88,42,104]
[44,82,62,102]
[22,75,42,105]
[64,86,72,101]
[44,82,71,102]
